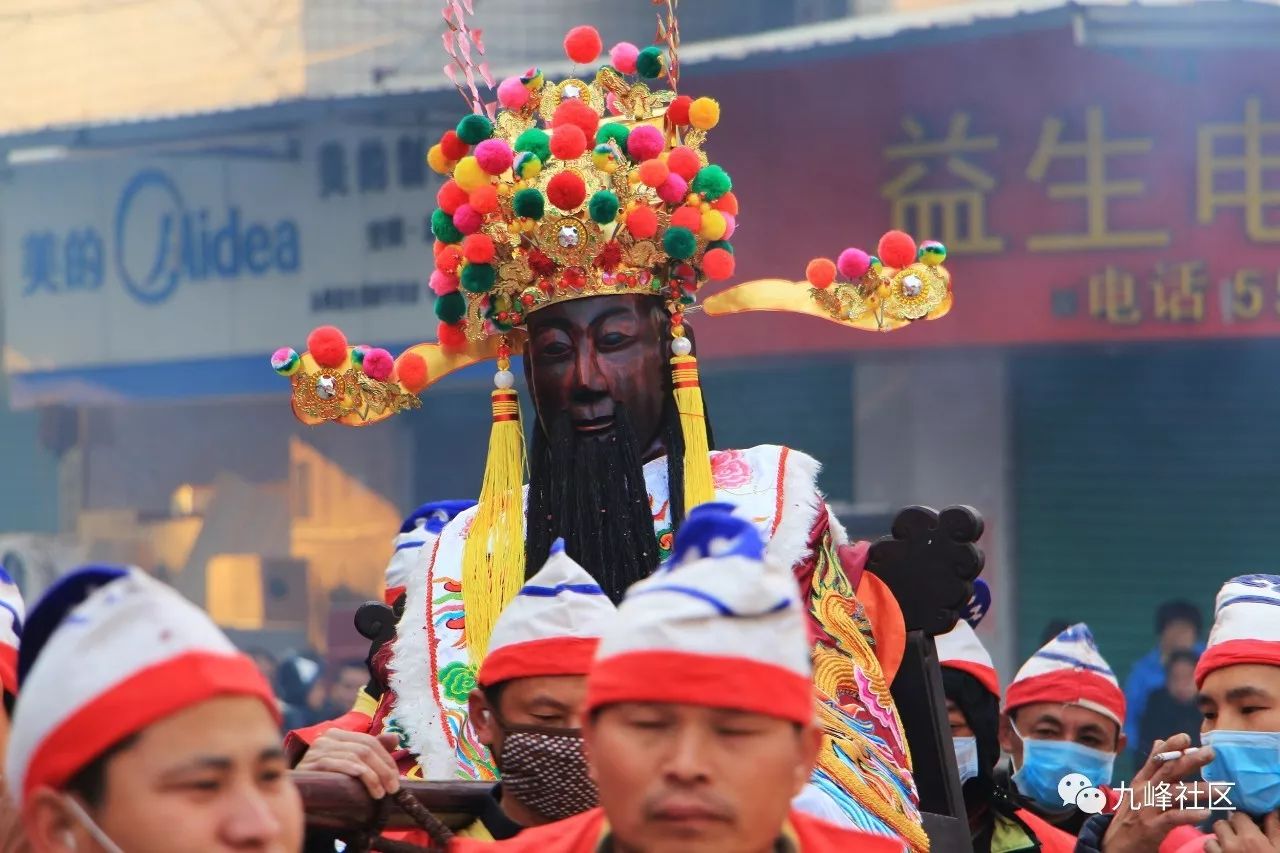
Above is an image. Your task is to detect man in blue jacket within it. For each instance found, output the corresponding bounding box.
[1123,600,1203,767]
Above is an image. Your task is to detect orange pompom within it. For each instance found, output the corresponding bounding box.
[878,230,918,269]
[670,206,702,232]
[551,98,599,142]
[667,146,701,182]
[436,322,467,352]
[469,184,499,215]
[711,191,738,215]
[666,95,693,126]
[462,233,496,264]
[637,158,670,188]
[436,244,463,275]
[437,181,469,215]
[806,258,837,289]
[308,325,349,368]
[433,240,447,258]
[626,205,659,239]
[563,25,602,64]
[702,247,735,280]
[550,124,588,160]
[395,351,429,393]
[547,171,587,210]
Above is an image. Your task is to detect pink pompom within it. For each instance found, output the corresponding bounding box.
[721,212,737,240]
[627,124,665,162]
[474,138,513,175]
[656,173,688,205]
[430,270,459,296]
[837,248,871,280]
[452,204,483,234]
[497,76,530,110]
[362,348,395,381]
[610,41,639,74]
[606,92,623,116]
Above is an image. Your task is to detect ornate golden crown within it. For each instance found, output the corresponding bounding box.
[426,57,735,347]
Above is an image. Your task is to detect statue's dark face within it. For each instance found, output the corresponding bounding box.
[524,294,668,460]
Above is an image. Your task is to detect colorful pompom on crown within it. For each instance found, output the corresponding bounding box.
[426,26,734,344]
[805,231,952,329]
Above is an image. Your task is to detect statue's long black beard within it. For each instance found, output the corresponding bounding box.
[525,399,689,602]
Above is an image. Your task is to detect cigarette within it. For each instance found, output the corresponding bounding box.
[1154,747,1199,762]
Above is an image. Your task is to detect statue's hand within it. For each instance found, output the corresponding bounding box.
[295,729,402,800]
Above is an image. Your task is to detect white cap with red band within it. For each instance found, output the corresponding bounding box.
[585,503,814,724]
[6,569,277,805]
[477,540,616,687]
[1195,574,1280,687]
[937,619,1000,699]
[1004,622,1125,727]
[0,567,24,696]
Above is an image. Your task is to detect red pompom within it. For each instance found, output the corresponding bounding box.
[462,233,496,264]
[670,205,702,231]
[711,191,738,215]
[550,124,588,160]
[626,205,659,239]
[437,181,469,215]
[436,244,463,275]
[308,326,349,368]
[637,158,670,188]
[878,230,917,269]
[395,351,430,393]
[469,184,500,214]
[440,130,469,162]
[436,323,467,352]
[666,95,693,126]
[806,258,837,289]
[563,25,602,64]
[547,171,587,210]
[702,247,735,281]
[551,99,599,141]
[667,146,700,181]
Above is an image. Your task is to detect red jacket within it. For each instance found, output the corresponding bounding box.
[1015,808,1078,853]
[449,806,905,852]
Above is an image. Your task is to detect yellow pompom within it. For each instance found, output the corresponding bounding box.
[427,144,452,175]
[699,209,727,241]
[454,155,489,192]
[689,97,721,131]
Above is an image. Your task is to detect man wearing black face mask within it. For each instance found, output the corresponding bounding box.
[298,541,614,843]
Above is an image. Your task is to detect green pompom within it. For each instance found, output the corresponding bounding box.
[456,114,493,145]
[707,239,734,255]
[431,208,463,243]
[460,262,497,293]
[595,123,630,152]
[512,187,545,220]
[588,190,620,224]
[514,128,551,164]
[434,291,466,324]
[691,165,732,201]
[662,226,696,260]
[636,46,665,80]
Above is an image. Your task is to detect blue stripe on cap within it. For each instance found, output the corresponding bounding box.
[19,565,131,686]
[628,584,793,617]
[1218,594,1280,610]
[395,539,427,552]
[520,582,606,597]
[400,499,477,534]
[1032,650,1114,676]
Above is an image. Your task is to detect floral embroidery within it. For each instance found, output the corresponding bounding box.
[438,661,477,703]
[381,716,412,750]
[711,450,753,489]
[656,528,674,561]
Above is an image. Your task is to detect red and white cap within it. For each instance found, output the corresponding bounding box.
[585,503,814,724]
[1195,574,1280,687]
[0,567,25,696]
[937,620,999,699]
[477,541,616,687]
[1004,623,1125,727]
[6,568,277,805]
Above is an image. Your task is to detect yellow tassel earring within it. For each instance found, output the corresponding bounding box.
[461,339,527,664]
[669,311,715,509]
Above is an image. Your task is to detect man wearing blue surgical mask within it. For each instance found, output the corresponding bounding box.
[1077,574,1280,853]
[998,623,1128,836]
[938,620,1075,853]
